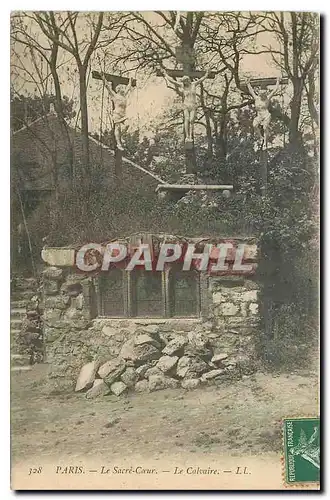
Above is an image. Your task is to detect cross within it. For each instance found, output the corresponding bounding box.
[92,70,137,91]
[241,75,289,197]
[155,69,216,80]
[92,70,136,184]
[240,76,288,95]
[157,43,215,174]
[156,41,216,80]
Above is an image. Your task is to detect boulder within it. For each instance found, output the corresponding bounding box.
[176,356,209,379]
[184,344,213,361]
[121,367,138,388]
[75,361,99,392]
[86,379,110,399]
[120,338,160,365]
[201,369,225,382]
[134,334,161,349]
[120,338,141,360]
[188,330,209,348]
[181,379,200,390]
[148,375,179,392]
[137,325,159,337]
[135,380,149,393]
[98,358,126,385]
[164,377,180,389]
[211,353,228,365]
[110,381,128,396]
[162,336,187,356]
[136,363,154,379]
[144,366,163,379]
[156,355,178,374]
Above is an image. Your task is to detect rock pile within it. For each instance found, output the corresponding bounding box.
[75,327,249,398]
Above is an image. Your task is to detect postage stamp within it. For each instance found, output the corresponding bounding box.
[10,10,320,491]
[283,418,320,485]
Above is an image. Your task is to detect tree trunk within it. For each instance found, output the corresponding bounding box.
[181,13,197,174]
[217,114,227,162]
[200,87,213,160]
[205,112,213,158]
[52,65,74,186]
[79,67,90,176]
[289,78,303,145]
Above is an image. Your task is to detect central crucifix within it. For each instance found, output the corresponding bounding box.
[157,44,215,174]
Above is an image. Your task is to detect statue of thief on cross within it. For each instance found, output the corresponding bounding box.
[246,77,280,149]
[101,73,133,151]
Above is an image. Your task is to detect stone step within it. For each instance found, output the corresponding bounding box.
[11,365,32,373]
[11,278,38,289]
[10,308,26,319]
[11,300,28,309]
[10,319,23,328]
[10,328,21,336]
[11,353,31,366]
[11,290,36,300]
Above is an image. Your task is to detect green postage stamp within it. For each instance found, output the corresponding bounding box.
[283,418,320,484]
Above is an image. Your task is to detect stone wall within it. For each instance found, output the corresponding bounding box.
[41,245,261,394]
[11,276,43,364]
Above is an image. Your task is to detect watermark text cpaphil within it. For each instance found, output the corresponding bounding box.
[75,242,256,275]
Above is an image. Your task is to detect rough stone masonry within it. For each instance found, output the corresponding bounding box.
[40,236,260,397]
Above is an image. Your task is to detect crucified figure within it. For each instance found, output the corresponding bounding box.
[161,68,210,142]
[246,77,280,149]
[102,74,133,150]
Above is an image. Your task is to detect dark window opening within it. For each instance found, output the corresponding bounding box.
[97,267,201,319]
[98,268,125,317]
[131,270,163,317]
[170,267,200,317]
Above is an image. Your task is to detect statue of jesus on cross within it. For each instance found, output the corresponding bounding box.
[160,67,211,143]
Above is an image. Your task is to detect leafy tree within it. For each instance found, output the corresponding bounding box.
[11,92,75,131]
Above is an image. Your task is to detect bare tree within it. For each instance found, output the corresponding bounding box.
[11,12,75,183]
[251,12,319,146]
[32,11,104,174]
[196,13,261,161]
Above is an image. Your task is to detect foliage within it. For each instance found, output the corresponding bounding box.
[10,11,319,366]
[11,92,75,131]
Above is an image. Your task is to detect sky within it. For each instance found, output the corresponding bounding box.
[11,12,281,139]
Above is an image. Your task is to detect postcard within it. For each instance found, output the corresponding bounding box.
[10,10,320,490]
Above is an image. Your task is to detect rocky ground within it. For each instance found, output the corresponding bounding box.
[11,363,319,466]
